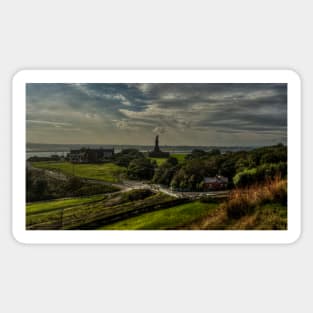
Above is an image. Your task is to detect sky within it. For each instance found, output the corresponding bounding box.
[26,83,287,146]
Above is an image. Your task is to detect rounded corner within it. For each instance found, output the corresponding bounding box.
[11,227,28,245]
[285,69,301,85]
[286,228,302,245]
[12,69,29,85]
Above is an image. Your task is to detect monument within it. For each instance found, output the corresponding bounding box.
[148,135,170,158]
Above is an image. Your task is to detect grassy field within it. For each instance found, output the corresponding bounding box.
[148,157,168,166]
[31,161,126,182]
[26,189,189,230]
[149,153,187,166]
[100,201,218,230]
[171,153,187,163]
[27,194,105,215]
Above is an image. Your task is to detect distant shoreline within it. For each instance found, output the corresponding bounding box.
[27,143,267,153]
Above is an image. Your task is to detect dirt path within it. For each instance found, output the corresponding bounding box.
[27,162,229,199]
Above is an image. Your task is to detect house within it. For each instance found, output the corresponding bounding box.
[68,148,114,163]
[68,149,86,163]
[203,175,228,191]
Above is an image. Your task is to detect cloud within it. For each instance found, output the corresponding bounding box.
[113,119,130,130]
[26,83,287,146]
[153,126,166,134]
[26,120,72,127]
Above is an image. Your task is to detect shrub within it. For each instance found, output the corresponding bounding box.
[233,162,287,188]
[233,168,257,187]
[120,189,153,201]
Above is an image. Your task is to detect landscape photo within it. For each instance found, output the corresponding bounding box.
[26,82,287,230]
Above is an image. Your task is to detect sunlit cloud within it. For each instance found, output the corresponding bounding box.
[26,83,287,146]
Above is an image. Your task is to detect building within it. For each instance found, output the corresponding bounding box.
[203,175,228,191]
[68,148,114,163]
[148,135,170,158]
[67,149,86,163]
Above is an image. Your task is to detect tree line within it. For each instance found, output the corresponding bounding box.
[113,144,287,190]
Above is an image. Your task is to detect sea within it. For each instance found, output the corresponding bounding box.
[26,143,256,159]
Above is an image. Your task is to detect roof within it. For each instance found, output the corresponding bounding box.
[69,150,85,154]
[204,177,217,183]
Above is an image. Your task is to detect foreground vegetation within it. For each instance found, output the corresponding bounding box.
[190,178,287,230]
[26,189,188,230]
[26,178,287,230]
[100,201,218,230]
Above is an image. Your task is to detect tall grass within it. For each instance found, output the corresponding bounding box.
[191,177,287,230]
[224,177,287,219]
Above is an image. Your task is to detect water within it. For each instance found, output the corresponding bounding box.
[26,151,68,159]
[26,144,255,159]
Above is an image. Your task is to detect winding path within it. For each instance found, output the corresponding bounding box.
[27,162,229,199]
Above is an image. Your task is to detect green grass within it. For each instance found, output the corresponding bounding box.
[171,153,187,163]
[231,203,287,230]
[148,157,168,166]
[26,194,105,215]
[31,161,126,182]
[148,153,187,166]
[26,189,184,230]
[100,201,218,230]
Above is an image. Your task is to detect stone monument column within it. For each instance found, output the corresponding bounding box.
[154,135,160,152]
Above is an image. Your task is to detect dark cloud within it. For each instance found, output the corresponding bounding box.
[26,83,287,146]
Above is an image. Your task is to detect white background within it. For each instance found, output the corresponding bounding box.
[0,1,311,312]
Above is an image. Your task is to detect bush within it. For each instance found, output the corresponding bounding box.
[120,189,153,201]
[71,183,119,197]
[233,168,257,187]
[233,162,287,188]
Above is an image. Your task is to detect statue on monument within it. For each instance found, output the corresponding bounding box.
[154,135,160,152]
[148,134,169,158]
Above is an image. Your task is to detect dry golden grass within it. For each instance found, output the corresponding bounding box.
[192,177,287,230]
[224,177,287,219]
[190,207,228,230]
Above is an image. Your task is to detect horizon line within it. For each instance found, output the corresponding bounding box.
[27,142,286,148]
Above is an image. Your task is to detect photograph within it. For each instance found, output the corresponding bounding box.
[25,80,288,231]
[3,2,311,312]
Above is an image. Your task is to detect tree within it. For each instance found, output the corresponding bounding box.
[114,149,145,167]
[33,179,48,199]
[127,158,155,180]
[186,149,207,160]
[152,157,179,185]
